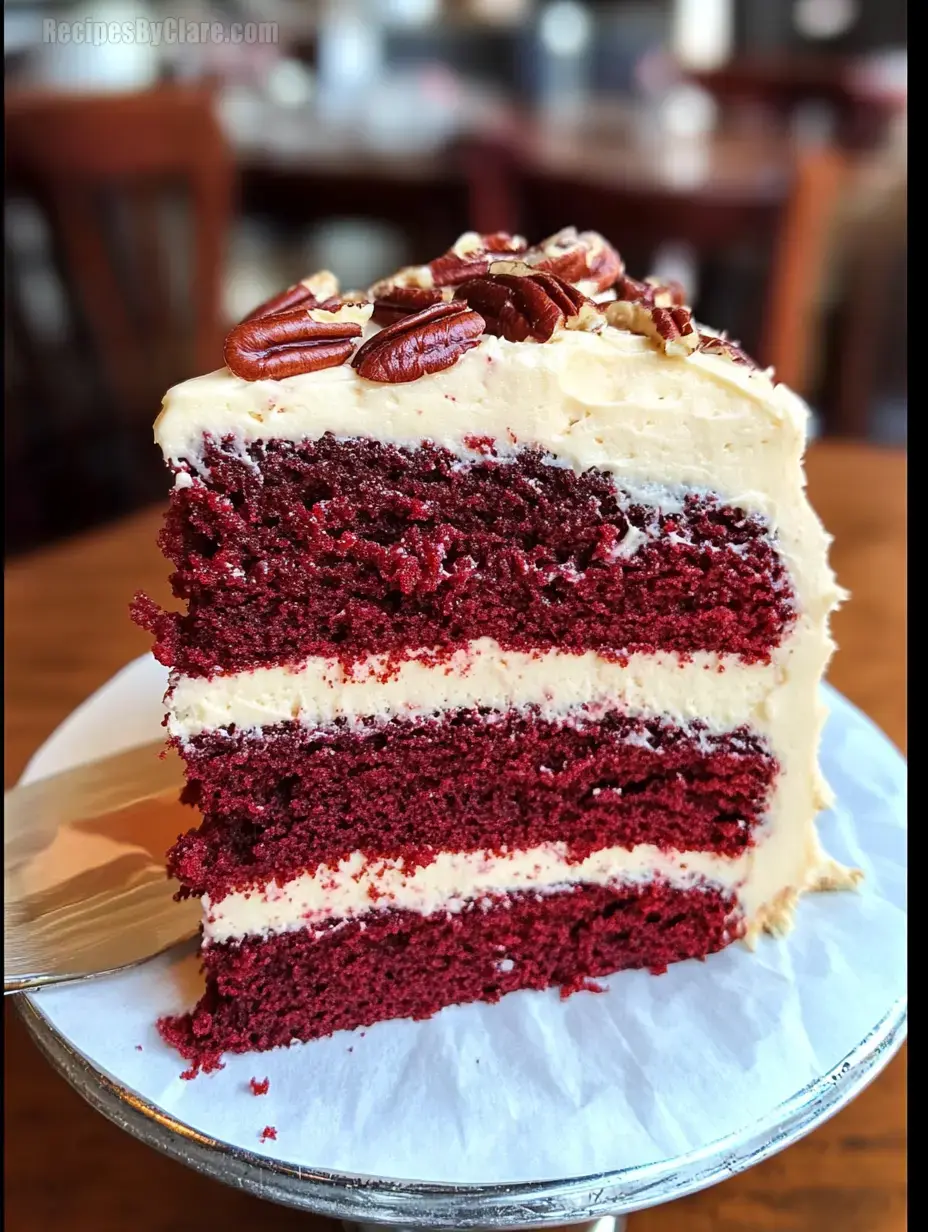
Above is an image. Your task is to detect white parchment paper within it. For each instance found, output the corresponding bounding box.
[24,655,906,1184]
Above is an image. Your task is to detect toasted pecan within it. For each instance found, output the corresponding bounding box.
[371,285,453,325]
[697,333,758,368]
[456,270,598,342]
[224,310,361,381]
[605,299,698,357]
[241,271,340,323]
[506,228,623,294]
[614,274,688,309]
[351,300,485,383]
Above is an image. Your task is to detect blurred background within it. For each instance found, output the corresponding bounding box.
[5,0,907,557]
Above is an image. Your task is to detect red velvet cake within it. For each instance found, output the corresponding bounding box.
[136,228,859,1067]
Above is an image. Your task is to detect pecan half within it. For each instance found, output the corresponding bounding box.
[697,333,758,369]
[241,270,340,323]
[455,273,556,342]
[351,300,485,383]
[371,285,454,325]
[605,299,699,357]
[456,270,600,342]
[224,309,361,381]
[506,228,624,295]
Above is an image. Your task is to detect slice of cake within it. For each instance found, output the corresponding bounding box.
[134,228,859,1068]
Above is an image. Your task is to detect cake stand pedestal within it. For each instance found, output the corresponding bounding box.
[343,1221,624,1232]
[342,1221,624,1232]
[17,994,905,1231]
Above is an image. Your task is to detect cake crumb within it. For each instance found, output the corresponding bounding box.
[559,977,607,1000]
[179,1053,225,1081]
[259,1126,277,1143]
[249,1077,270,1096]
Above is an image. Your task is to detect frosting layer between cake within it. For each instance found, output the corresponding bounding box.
[202,841,749,943]
[167,641,782,738]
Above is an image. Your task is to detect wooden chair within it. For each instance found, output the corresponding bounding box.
[5,86,234,551]
[759,147,846,396]
[830,169,906,439]
[6,86,233,414]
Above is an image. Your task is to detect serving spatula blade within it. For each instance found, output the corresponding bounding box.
[4,742,199,993]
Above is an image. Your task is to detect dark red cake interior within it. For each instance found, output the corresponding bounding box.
[132,436,795,677]
[168,709,775,900]
[159,880,741,1067]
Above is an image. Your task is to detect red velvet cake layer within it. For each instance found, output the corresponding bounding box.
[168,710,775,900]
[133,437,795,677]
[159,880,740,1065]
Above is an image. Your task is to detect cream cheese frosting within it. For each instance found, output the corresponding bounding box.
[157,327,801,511]
[166,641,782,740]
[202,842,740,944]
[203,834,854,948]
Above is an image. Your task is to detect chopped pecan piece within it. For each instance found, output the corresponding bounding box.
[451,231,527,259]
[369,264,435,298]
[507,228,624,295]
[371,285,453,325]
[652,306,698,353]
[605,299,699,357]
[351,300,485,383]
[614,274,688,309]
[224,309,361,381]
[697,333,758,368]
[241,270,340,323]
[308,299,374,327]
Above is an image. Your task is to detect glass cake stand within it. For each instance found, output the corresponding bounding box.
[17,992,906,1231]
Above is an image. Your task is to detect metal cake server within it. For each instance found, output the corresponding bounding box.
[4,742,199,994]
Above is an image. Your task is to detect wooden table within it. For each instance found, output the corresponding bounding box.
[4,441,906,1231]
